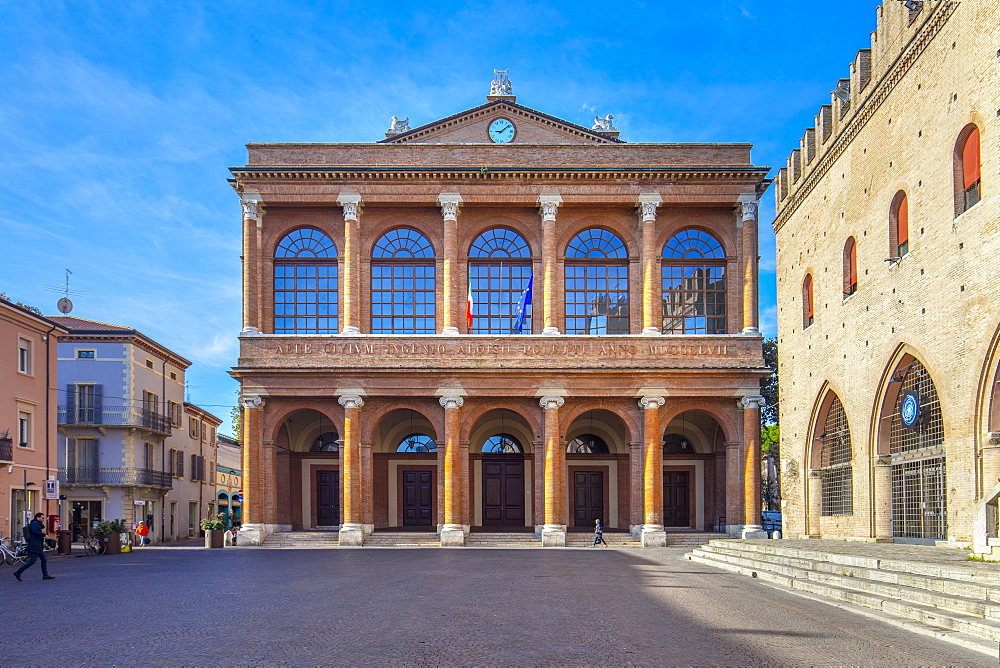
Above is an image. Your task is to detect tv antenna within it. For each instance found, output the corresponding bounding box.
[44,269,85,314]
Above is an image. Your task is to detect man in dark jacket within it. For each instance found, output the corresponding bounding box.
[14,513,55,581]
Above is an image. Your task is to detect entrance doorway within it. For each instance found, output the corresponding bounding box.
[573,471,604,527]
[482,458,524,527]
[402,470,433,526]
[663,471,691,527]
[315,470,340,527]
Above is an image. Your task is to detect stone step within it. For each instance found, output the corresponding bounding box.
[260,532,340,549]
[365,532,440,547]
[686,544,1000,646]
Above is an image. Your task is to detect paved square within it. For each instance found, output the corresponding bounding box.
[1,546,988,665]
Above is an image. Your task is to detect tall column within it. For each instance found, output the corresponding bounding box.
[538,195,562,336]
[337,193,362,335]
[438,194,463,335]
[338,394,365,545]
[629,440,643,535]
[640,396,667,547]
[440,395,465,546]
[237,394,266,544]
[638,194,662,336]
[873,455,893,540]
[807,470,823,538]
[740,395,767,538]
[724,441,743,534]
[240,194,263,335]
[540,395,566,546]
[739,200,760,335]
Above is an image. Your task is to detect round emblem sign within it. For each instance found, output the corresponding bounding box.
[900,391,920,429]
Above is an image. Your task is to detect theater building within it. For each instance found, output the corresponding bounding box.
[230,75,771,547]
[773,1,1000,551]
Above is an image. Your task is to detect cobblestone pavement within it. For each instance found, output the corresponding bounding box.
[1,546,991,666]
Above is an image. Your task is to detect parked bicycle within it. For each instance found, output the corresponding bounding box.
[82,535,104,556]
[0,534,28,565]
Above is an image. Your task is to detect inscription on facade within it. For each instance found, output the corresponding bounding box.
[269,341,729,358]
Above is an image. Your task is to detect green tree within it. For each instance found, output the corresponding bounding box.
[760,336,778,427]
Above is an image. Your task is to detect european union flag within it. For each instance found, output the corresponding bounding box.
[513,272,533,333]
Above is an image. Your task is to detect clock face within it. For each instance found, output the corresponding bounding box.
[900,391,920,429]
[488,117,516,143]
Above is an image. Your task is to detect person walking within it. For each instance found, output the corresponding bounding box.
[14,513,55,581]
[135,521,150,546]
[593,518,608,547]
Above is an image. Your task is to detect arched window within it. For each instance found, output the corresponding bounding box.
[819,395,853,516]
[567,434,610,454]
[802,274,814,328]
[956,124,981,214]
[396,434,437,453]
[843,237,857,297]
[887,357,946,540]
[482,434,523,454]
[273,228,338,334]
[371,228,436,334]
[661,229,727,334]
[889,191,908,259]
[469,228,532,334]
[311,432,340,453]
[565,229,629,335]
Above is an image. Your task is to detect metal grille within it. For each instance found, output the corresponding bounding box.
[820,395,853,516]
[889,359,943,454]
[892,457,947,540]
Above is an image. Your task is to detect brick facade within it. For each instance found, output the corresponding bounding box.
[231,86,771,545]
[774,1,1000,549]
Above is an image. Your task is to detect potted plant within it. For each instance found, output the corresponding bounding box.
[201,514,226,549]
[95,519,127,555]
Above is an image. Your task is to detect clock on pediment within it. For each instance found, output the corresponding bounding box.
[488,117,516,143]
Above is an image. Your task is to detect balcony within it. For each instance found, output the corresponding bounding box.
[58,406,172,436]
[58,467,173,489]
[0,437,12,463]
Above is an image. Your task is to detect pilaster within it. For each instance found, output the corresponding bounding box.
[640,395,666,547]
[437,193,463,335]
[338,193,362,335]
[237,393,266,544]
[738,199,760,335]
[240,194,263,335]
[538,195,563,336]
[338,394,365,545]
[440,394,465,546]
[638,194,662,336]
[540,395,566,546]
[740,395,767,538]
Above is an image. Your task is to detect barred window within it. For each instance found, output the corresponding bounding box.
[889,358,943,455]
[565,228,629,335]
[371,228,436,334]
[274,228,339,334]
[819,395,853,516]
[469,228,532,334]
[661,229,727,334]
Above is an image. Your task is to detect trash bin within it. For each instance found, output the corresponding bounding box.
[57,530,72,555]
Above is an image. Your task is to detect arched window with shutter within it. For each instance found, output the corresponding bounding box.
[889,191,908,259]
[843,237,857,297]
[956,124,981,214]
[802,274,814,329]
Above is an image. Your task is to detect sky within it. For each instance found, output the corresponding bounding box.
[1,0,882,433]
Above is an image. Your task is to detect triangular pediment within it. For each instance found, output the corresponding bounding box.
[380,100,623,145]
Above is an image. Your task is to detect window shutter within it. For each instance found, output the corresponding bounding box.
[897,196,908,246]
[805,277,814,319]
[200,456,206,481]
[849,243,857,285]
[178,450,184,477]
[191,454,198,480]
[65,385,76,425]
[93,384,104,424]
[67,438,76,470]
[92,438,100,470]
[963,126,981,190]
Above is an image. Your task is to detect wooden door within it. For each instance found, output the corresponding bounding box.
[316,470,340,526]
[663,471,691,527]
[402,470,434,526]
[482,458,524,526]
[573,471,604,527]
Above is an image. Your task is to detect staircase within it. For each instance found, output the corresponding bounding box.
[565,532,639,548]
[466,532,540,548]
[666,531,729,547]
[687,539,1000,654]
[364,532,440,547]
[260,531,339,548]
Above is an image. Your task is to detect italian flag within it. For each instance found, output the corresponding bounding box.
[466,271,474,329]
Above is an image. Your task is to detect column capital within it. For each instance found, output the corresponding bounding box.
[241,194,263,223]
[739,395,766,410]
[439,395,464,410]
[537,194,563,222]
[638,395,665,410]
[437,193,463,221]
[739,199,759,222]
[637,194,662,223]
[539,395,564,410]
[723,440,742,450]
[338,394,365,409]
[337,192,363,222]
[239,394,264,409]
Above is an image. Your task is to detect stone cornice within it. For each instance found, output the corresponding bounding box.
[773,1,957,233]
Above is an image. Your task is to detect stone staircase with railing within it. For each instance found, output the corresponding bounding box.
[259,531,340,548]
[686,539,1000,654]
